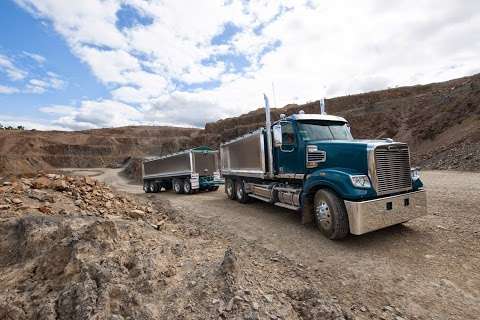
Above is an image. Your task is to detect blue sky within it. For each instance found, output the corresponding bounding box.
[1,0,479,130]
[0,0,108,127]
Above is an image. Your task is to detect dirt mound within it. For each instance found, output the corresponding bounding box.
[0,174,351,319]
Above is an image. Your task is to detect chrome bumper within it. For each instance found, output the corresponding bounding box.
[344,190,427,235]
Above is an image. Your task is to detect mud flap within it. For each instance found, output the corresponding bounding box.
[190,173,200,190]
[301,195,314,225]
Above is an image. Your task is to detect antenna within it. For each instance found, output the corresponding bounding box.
[320,98,326,115]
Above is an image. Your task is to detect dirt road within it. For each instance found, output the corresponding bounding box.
[71,169,480,319]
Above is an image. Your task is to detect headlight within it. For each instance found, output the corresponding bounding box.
[350,175,371,188]
[411,167,420,181]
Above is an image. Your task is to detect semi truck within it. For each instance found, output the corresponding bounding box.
[220,96,427,239]
[142,146,223,194]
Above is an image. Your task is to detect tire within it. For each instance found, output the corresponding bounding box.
[225,178,236,200]
[313,189,349,240]
[153,183,160,193]
[235,180,249,204]
[148,181,156,193]
[173,179,184,194]
[143,181,150,193]
[183,179,192,194]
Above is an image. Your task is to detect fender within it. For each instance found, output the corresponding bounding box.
[303,168,377,201]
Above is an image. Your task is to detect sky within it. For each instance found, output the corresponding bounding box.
[0,0,479,130]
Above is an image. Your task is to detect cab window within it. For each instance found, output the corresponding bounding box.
[281,122,296,146]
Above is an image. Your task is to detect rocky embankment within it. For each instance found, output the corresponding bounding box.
[0,174,375,320]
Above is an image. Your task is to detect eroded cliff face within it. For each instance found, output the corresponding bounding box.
[0,126,200,175]
[1,73,479,178]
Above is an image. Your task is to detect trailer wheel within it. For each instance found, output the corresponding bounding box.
[314,189,349,240]
[143,181,150,193]
[235,180,250,204]
[153,183,160,193]
[148,181,156,193]
[173,179,184,194]
[225,178,236,200]
[183,179,192,194]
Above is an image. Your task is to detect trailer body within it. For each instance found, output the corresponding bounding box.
[220,98,427,240]
[143,146,223,194]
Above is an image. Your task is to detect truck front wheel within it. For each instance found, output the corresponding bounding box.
[173,179,184,194]
[314,189,349,240]
[225,178,236,200]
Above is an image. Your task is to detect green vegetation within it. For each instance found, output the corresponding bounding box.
[0,124,25,130]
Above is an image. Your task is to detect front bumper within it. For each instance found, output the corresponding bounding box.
[344,190,427,235]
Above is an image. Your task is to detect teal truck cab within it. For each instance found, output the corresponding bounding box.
[220,97,427,239]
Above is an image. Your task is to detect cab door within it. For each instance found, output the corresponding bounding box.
[273,121,305,175]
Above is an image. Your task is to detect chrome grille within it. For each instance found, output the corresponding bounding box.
[374,144,412,195]
[307,151,326,162]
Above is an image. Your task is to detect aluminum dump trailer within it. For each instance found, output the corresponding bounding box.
[143,146,223,194]
[220,129,267,179]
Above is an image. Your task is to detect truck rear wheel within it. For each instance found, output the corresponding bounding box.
[173,179,184,194]
[143,181,150,193]
[314,189,349,240]
[235,180,250,204]
[148,181,157,193]
[225,178,236,200]
[183,179,192,194]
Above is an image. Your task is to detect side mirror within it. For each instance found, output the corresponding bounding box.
[272,124,282,147]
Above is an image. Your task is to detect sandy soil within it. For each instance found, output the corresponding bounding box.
[78,169,480,320]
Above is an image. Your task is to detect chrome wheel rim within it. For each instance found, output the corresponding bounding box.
[174,182,180,193]
[227,182,233,196]
[236,185,243,199]
[316,200,332,229]
[149,183,155,193]
[184,182,191,193]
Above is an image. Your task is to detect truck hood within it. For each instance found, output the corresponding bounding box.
[306,139,393,175]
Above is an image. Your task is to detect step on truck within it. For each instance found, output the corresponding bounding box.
[143,146,223,194]
[220,96,427,239]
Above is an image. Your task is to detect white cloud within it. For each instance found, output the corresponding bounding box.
[0,54,27,81]
[23,51,46,64]
[25,73,66,94]
[0,52,65,94]
[15,0,125,49]
[0,85,19,94]
[39,105,76,115]
[51,99,143,130]
[17,0,480,129]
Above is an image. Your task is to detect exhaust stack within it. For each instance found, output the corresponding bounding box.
[263,94,274,178]
[320,98,326,115]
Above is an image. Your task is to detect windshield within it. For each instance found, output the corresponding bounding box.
[297,120,353,141]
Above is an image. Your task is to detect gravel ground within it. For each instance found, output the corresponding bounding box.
[79,169,480,320]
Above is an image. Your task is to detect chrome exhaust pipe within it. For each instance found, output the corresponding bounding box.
[263,94,274,178]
